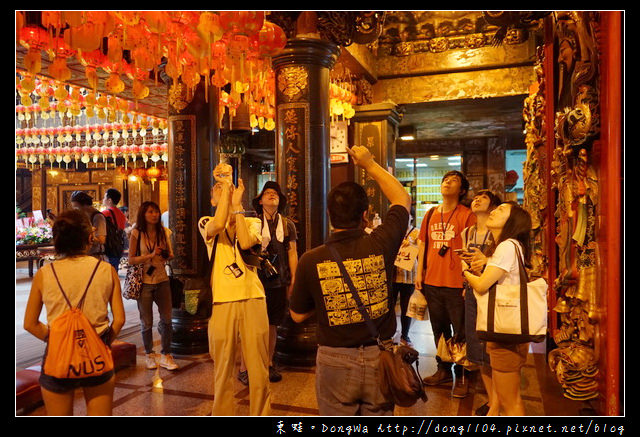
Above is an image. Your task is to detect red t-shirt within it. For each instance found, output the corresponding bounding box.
[418,204,476,288]
[102,206,126,230]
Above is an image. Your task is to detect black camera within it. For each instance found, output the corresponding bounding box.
[260,252,279,281]
[160,249,170,259]
[438,244,450,257]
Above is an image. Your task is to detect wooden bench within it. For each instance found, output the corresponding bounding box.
[16,340,137,414]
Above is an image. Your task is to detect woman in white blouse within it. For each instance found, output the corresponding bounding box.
[129,201,177,371]
[462,201,533,416]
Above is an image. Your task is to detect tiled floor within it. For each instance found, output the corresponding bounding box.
[16,261,583,417]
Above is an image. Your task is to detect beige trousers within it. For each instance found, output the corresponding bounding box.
[209,297,271,416]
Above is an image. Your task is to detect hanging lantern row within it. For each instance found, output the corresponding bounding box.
[16,121,169,170]
[118,165,167,190]
[119,165,166,179]
[16,70,167,127]
[16,141,169,170]
[16,11,287,127]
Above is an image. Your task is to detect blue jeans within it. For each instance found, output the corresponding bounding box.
[464,285,490,366]
[315,345,394,416]
[137,281,173,355]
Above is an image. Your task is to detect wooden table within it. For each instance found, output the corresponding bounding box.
[16,243,54,277]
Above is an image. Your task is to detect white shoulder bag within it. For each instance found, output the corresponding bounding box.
[475,241,548,343]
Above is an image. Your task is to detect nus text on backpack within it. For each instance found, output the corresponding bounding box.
[43,259,114,379]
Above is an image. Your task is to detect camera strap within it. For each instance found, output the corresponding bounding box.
[225,229,237,262]
[204,235,220,286]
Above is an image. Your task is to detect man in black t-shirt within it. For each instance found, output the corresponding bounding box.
[289,146,411,416]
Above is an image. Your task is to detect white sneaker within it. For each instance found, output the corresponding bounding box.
[159,354,179,370]
[145,353,158,370]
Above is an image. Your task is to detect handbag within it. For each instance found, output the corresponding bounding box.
[122,230,144,300]
[475,241,548,344]
[326,244,428,407]
[394,227,418,271]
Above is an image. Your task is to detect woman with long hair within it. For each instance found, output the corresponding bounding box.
[24,209,125,415]
[462,201,533,416]
[129,201,178,371]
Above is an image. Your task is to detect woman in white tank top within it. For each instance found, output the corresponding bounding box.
[23,209,125,415]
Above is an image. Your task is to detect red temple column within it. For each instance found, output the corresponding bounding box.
[596,10,622,416]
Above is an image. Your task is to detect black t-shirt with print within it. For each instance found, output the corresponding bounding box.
[290,205,409,347]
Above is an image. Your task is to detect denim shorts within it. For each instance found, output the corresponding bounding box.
[39,329,114,394]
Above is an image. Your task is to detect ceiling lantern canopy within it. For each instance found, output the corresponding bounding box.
[16,11,288,130]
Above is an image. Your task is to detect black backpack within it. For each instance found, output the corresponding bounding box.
[99,210,126,258]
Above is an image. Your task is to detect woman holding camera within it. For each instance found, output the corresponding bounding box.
[463,201,533,416]
[129,201,178,371]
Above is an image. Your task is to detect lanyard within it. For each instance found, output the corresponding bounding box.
[143,231,156,254]
[440,205,458,242]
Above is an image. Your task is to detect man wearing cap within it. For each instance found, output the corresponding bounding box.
[247,181,298,383]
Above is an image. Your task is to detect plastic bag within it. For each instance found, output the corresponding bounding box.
[406,289,428,320]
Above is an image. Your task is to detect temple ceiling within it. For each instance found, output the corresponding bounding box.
[16,11,543,142]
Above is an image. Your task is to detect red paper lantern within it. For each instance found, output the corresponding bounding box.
[19,26,48,49]
[118,166,132,176]
[147,166,161,179]
[257,21,287,56]
[219,11,264,37]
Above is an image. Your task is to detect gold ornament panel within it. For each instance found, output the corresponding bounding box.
[374,66,535,105]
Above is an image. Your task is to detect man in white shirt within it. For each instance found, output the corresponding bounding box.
[198,163,271,416]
